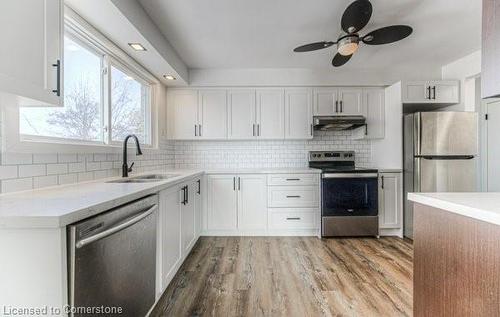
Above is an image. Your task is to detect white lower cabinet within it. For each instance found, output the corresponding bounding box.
[205,173,320,235]
[207,175,239,231]
[237,174,267,230]
[158,176,202,293]
[379,172,403,236]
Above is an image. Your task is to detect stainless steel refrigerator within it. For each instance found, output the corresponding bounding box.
[403,112,478,239]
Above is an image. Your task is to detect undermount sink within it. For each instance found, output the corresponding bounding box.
[106,174,179,183]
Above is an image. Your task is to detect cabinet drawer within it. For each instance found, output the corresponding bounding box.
[267,174,319,186]
[268,208,318,229]
[268,186,319,208]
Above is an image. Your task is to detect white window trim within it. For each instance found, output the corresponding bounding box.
[2,6,162,155]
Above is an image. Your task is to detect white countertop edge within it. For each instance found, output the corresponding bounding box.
[408,193,500,226]
[203,168,322,174]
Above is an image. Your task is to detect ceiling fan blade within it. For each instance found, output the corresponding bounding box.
[332,53,353,67]
[362,25,413,45]
[293,41,335,52]
[341,0,372,34]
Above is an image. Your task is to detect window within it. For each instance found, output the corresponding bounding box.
[19,25,153,147]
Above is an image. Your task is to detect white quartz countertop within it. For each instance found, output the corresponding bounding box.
[0,167,321,229]
[0,169,204,229]
[408,192,500,226]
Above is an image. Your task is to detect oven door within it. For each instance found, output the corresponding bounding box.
[322,173,378,216]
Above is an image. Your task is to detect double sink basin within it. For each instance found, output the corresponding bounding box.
[107,173,180,183]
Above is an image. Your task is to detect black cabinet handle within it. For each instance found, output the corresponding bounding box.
[233,177,236,191]
[186,185,189,204]
[340,100,343,113]
[197,179,201,194]
[195,125,198,136]
[426,86,431,100]
[381,176,384,189]
[432,86,436,100]
[335,100,338,113]
[52,60,61,96]
[238,177,241,190]
[286,217,301,220]
[181,186,186,205]
[286,195,301,198]
[286,178,300,181]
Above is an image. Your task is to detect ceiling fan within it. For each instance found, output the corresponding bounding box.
[293,0,413,67]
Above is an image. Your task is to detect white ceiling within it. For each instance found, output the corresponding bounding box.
[138,0,481,71]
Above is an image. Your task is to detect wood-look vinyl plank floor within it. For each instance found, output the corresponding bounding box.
[151,237,413,317]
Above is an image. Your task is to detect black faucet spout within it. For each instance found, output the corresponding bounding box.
[122,134,143,177]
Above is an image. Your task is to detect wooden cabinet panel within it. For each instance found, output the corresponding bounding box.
[237,175,267,230]
[207,175,238,231]
[285,88,313,139]
[228,89,256,139]
[256,89,285,139]
[199,89,227,139]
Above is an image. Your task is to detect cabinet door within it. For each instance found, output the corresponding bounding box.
[228,89,256,139]
[338,88,364,115]
[314,88,338,115]
[207,175,238,231]
[256,89,285,139]
[284,89,313,139]
[194,179,202,238]
[181,183,197,257]
[379,173,402,229]
[169,90,199,140]
[0,0,63,106]
[237,175,267,230]
[199,89,228,139]
[159,186,182,288]
[364,88,385,139]
[482,0,500,98]
[402,81,429,103]
[431,81,460,103]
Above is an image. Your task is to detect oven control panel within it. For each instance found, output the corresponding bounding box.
[309,151,355,162]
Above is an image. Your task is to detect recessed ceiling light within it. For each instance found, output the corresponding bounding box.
[163,75,176,80]
[128,43,147,51]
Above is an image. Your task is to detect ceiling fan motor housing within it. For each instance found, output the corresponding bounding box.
[337,34,360,56]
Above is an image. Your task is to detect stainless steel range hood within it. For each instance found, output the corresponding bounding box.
[313,116,367,131]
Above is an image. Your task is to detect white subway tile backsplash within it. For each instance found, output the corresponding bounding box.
[58,173,78,185]
[3,153,33,165]
[33,175,58,189]
[58,154,78,163]
[0,165,17,180]
[33,153,58,164]
[77,172,94,182]
[47,163,68,175]
[18,164,46,178]
[1,178,33,193]
[68,162,86,173]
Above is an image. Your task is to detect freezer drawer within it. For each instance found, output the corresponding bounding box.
[416,112,478,156]
[416,157,477,192]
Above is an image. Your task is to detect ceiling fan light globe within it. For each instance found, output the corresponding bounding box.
[338,42,359,56]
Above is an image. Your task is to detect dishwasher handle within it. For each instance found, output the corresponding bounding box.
[76,205,157,249]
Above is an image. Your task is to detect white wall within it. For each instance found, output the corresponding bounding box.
[371,82,403,170]
[442,50,481,111]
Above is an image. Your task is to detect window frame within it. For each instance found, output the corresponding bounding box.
[4,8,160,155]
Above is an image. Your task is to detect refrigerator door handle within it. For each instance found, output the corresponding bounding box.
[414,157,421,192]
[417,155,475,160]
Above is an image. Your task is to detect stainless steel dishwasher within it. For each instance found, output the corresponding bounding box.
[68,194,158,317]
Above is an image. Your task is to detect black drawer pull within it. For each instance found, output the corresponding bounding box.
[286,178,300,181]
[286,217,301,220]
[286,195,301,198]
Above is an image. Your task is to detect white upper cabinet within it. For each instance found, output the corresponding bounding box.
[228,89,256,139]
[402,80,459,104]
[285,88,313,139]
[354,88,385,140]
[168,90,199,140]
[0,0,63,106]
[198,89,228,139]
[338,88,365,116]
[237,174,268,230]
[256,89,285,139]
[313,88,338,115]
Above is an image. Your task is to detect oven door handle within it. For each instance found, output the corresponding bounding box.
[322,173,378,179]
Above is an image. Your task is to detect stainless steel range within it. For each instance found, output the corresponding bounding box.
[309,151,379,237]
